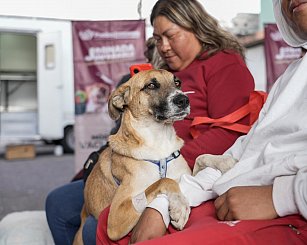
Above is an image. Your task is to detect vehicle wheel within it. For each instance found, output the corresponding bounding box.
[62,126,75,153]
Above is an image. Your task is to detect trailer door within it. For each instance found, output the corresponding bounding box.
[37,32,63,139]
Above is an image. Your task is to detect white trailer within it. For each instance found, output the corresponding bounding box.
[0,16,75,152]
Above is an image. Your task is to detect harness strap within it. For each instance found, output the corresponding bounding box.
[111,150,181,185]
[113,175,121,186]
[190,91,268,138]
[145,150,181,178]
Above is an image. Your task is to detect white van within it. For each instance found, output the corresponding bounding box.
[0,16,75,152]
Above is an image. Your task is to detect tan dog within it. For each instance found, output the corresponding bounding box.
[73,69,192,244]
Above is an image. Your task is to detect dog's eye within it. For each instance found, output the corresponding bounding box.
[174,77,181,88]
[142,78,160,90]
[147,82,158,89]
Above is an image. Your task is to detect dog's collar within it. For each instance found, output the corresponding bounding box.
[145,150,181,178]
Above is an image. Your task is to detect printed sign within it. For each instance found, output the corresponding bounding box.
[72,20,146,172]
[264,23,302,91]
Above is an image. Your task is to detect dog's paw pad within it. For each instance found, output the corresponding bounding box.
[168,193,190,230]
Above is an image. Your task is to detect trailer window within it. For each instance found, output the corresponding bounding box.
[45,44,55,69]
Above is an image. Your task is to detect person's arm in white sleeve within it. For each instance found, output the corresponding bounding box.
[223,134,246,160]
[273,167,307,219]
[294,167,307,219]
[147,167,222,227]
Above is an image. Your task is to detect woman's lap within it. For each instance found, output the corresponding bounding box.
[96,201,307,245]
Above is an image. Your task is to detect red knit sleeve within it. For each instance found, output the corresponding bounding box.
[180,62,254,169]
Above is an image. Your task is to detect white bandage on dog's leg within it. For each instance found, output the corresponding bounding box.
[132,192,148,213]
[147,194,170,227]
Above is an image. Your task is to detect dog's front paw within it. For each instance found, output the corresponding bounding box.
[193,154,214,175]
[168,192,190,230]
[194,154,238,175]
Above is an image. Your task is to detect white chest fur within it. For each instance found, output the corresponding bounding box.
[130,118,183,160]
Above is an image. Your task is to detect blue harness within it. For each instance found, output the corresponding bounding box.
[112,150,181,185]
[144,150,181,178]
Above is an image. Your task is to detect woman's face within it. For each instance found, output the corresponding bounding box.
[153,15,202,71]
[281,0,307,40]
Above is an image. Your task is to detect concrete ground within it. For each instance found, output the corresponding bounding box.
[0,145,75,221]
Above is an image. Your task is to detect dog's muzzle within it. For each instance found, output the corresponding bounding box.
[153,92,190,122]
[172,94,189,110]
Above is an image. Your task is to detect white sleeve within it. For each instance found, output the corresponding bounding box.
[223,104,267,160]
[147,167,222,227]
[272,175,298,217]
[273,167,307,220]
[294,167,307,219]
[223,134,246,160]
[179,167,221,207]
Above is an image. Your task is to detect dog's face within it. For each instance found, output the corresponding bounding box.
[108,69,190,123]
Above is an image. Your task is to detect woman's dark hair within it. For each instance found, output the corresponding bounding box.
[150,0,245,58]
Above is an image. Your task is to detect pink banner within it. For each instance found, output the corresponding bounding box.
[72,20,146,172]
[264,23,302,91]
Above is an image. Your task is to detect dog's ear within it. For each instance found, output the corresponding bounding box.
[108,85,131,120]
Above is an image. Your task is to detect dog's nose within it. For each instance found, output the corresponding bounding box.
[173,94,189,109]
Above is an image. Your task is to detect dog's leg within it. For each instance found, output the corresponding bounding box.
[73,148,116,244]
[193,154,238,175]
[72,205,87,245]
[107,178,190,241]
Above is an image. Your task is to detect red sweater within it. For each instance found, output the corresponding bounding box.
[172,51,254,168]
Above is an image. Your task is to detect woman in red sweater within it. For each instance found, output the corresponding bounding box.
[96,0,254,244]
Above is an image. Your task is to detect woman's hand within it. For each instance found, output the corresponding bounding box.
[130,208,167,244]
[214,185,278,221]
